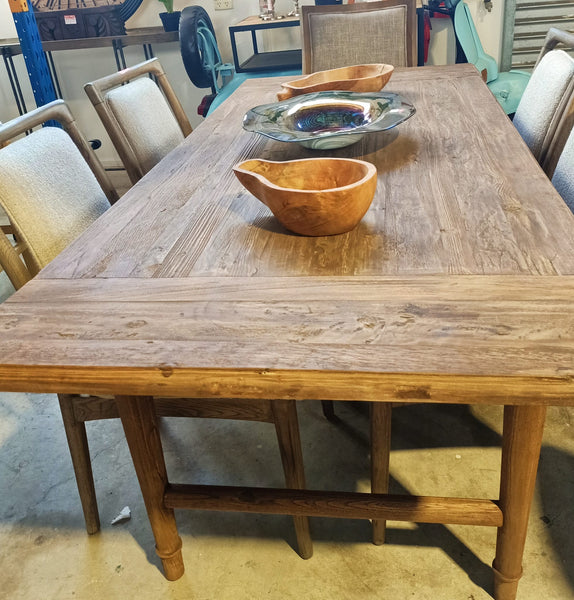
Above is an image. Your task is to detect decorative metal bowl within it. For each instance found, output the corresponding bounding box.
[242,91,415,150]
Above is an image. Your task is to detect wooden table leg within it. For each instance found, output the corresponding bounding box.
[371,402,392,545]
[116,395,184,581]
[493,405,546,600]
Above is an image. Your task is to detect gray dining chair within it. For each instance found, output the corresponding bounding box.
[0,100,117,290]
[300,0,413,542]
[84,58,193,185]
[300,0,414,541]
[301,0,417,74]
[513,28,574,177]
[0,100,312,559]
[551,126,574,213]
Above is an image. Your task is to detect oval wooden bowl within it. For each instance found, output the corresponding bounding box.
[233,157,377,236]
[277,64,394,101]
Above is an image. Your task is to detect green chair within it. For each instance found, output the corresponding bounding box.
[454,1,530,114]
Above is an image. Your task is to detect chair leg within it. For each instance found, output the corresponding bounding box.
[371,402,392,545]
[320,400,337,422]
[58,394,101,534]
[271,400,313,559]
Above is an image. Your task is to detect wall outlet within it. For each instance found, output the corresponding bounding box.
[214,0,233,9]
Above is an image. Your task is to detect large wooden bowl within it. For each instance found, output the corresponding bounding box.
[277,64,394,101]
[233,157,377,236]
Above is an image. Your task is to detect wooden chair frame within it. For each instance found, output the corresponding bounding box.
[534,27,574,67]
[301,0,417,74]
[533,28,574,178]
[84,58,193,185]
[0,101,311,559]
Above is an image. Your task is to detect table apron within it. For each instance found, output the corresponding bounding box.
[1,368,573,406]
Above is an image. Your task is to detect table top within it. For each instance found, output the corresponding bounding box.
[1,64,574,404]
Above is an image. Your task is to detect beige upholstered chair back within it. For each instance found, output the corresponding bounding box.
[525,28,574,177]
[301,0,417,74]
[85,58,192,185]
[552,127,574,213]
[513,46,574,175]
[0,100,116,289]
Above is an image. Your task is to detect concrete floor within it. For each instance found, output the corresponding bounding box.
[1,192,574,598]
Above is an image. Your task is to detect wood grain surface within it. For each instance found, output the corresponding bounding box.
[1,65,574,405]
[276,63,394,100]
[232,157,377,235]
[1,275,574,403]
[37,66,574,281]
[164,484,503,527]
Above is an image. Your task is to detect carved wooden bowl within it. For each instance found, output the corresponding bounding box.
[233,157,377,236]
[277,64,394,101]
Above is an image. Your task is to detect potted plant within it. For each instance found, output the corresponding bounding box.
[158,0,181,32]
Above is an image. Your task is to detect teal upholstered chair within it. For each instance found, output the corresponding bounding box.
[454,1,530,114]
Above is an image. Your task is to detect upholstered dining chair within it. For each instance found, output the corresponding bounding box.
[301,0,417,74]
[300,0,411,541]
[300,0,410,543]
[551,126,574,213]
[0,100,118,290]
[513,28,574,177]
[84,58,193,185]
[0,100,312,559]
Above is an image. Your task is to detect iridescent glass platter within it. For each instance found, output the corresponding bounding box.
[242,91,416,149]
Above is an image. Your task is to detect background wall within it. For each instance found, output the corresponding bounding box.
[0,0,505,166]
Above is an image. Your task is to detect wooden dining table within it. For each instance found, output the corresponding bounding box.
[1,64,574,600]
